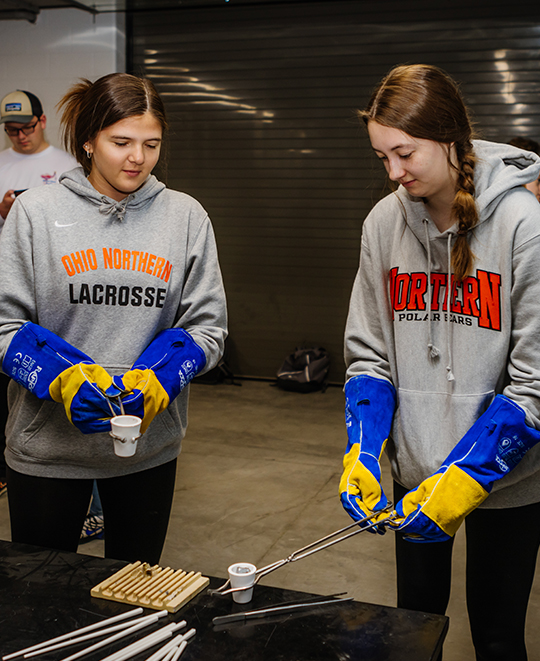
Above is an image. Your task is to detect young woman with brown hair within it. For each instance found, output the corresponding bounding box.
[0,73,227,564]
[340,64,540,659]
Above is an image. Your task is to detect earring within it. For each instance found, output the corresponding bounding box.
[86,150,92,159]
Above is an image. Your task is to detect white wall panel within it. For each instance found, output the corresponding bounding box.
[0,8,124,151]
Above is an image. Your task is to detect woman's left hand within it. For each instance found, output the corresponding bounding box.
[389,395,540,543]
[114,328,207,433]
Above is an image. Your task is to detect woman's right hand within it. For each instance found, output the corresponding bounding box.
[339,374,397,532]
[49,363,123,434]
[339,446,389,533]
[3,322,122,435]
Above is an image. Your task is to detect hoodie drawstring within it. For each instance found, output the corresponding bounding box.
[423,219,441,359]
[99,196,131,222]
[445,234,455,382]
[422,218,455,382]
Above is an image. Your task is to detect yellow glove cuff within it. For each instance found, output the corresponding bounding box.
[400,464,489,537]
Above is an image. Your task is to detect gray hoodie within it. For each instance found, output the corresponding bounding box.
[345,140,540,508]
[0,167,227,479]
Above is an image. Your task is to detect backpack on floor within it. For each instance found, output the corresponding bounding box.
[276,347,330,393]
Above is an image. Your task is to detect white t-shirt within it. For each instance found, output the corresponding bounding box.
[0,146,78,229]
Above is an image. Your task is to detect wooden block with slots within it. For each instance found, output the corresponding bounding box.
[91,561,209,613]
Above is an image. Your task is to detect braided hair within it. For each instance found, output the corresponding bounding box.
[360,64,478,282]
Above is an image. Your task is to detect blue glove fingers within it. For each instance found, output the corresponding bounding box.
[104,382,124,399]
[74,382,121,416]
[69,382,121,434]
[390,506,452,543]
[340,491,370,521]
[116,388,146,419]
[72,416,116,435]
[340,492,387,535]
[110,376,146,418]
[111,375,126,393]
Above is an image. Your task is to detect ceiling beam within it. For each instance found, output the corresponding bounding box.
[0,0,39,21]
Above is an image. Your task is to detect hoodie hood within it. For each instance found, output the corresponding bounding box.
[473,139,540,220]
[59,166,166,222]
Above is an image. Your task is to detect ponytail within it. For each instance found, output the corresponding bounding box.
[58,79,94,175]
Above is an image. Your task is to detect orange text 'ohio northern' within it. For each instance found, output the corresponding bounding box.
[61,248,173,282]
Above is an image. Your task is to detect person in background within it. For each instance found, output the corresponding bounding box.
[0,90,77,223]
[508,136,540,202]
[340,64,540,660]
[0,90,77,501]
[0,73,227,564]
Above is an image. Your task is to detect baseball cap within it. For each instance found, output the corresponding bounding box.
[0,90,43,124]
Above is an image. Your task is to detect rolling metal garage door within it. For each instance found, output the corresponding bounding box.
[129,1,540,381]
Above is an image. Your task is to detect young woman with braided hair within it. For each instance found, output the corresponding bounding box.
[340,64,540,660]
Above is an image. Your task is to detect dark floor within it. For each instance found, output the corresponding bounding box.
[1,380,539,660]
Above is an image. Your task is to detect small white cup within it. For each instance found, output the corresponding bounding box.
[228,562,256,603]
[110,415,142,457]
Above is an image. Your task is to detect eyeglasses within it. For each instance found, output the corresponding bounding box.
[4,120,40,137]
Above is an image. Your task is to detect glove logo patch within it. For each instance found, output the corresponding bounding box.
[27,366,42,391]
[182,359,195,373]
[496,435,527,472]
[178,359,197,389]
[21,354,35,370]
[12,355,40,390]
[495,454,509,473]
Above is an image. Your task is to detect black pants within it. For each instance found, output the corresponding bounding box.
[7,458,177,564]
[394,482,540,661]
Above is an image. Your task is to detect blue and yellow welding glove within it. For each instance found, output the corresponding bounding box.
[389,395,540,543]
[114,328,206,434]
[339,375,397,530]
[2,322,121,434]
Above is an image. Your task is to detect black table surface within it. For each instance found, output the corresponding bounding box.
[0,540,448,660]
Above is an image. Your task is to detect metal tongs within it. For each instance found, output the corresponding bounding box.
[105,393,142,443]
[209,504,397,596]
[106,393,125,418]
